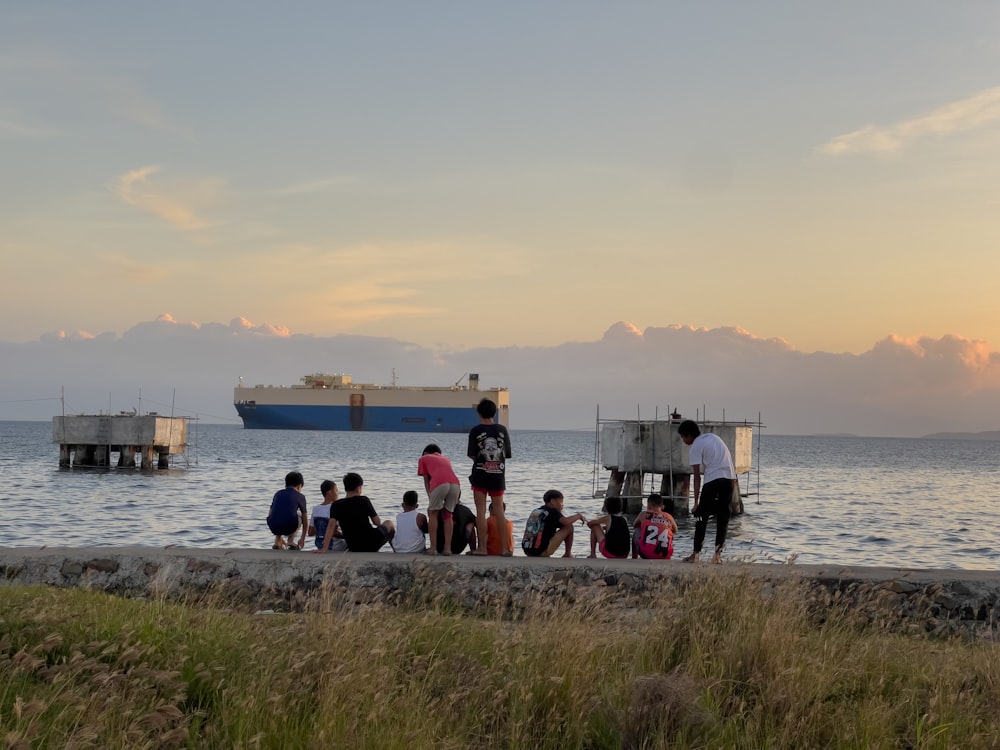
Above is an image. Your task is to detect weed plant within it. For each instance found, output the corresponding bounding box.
[1,574,998,749]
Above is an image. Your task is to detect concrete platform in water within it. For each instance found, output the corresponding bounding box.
[52,414,189,469]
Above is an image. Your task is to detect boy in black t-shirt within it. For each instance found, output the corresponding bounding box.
[521,489,586,558]
[467,398,513,556]
[322,472,396,553]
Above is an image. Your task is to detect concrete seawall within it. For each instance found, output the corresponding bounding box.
[2,548,998,637]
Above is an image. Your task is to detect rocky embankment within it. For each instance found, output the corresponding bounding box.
[1,547,998,638]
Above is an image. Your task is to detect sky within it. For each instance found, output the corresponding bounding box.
[3,4,1000,435]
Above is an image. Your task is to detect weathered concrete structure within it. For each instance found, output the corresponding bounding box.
[52,415,188,469]
[0,548,997,638]
[599,419,756,517]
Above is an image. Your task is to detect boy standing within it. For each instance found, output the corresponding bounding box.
[323,472,396,553]
[468,398,513,556]
[521,489,585,558]
[417,443,461,556]
[267,471,308,550]
[678,420,737,563]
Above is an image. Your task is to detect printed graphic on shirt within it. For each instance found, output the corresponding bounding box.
[522,507,548,553]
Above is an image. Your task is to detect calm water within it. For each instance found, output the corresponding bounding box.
[2,421,999,569]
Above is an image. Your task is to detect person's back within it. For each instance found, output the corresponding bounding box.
[486,513,515,556]
[394,491,427,553]
[468,398,513,556]
[330,494,376,542]
[635,511,675,559]
[418,451,460,488]
[267,471,307,550]
[437,502,476,554]
[311,479,348,552]
[310,502,347,552]
[522,489,583,558]
[604,513,631,558]
[328,473,395,553]
[588,496,630,559]
[691,432,736,482]
[633,494,677,560]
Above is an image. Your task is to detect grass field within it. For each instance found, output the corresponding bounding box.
[1,574,998,749]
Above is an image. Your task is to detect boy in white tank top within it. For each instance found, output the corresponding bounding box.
[393,491,429,553]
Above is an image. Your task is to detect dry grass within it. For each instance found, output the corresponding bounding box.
[1,574,999,749]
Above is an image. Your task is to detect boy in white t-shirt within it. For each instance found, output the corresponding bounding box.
[678,420,737,563]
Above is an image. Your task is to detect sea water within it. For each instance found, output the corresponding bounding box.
[1,421,999,569]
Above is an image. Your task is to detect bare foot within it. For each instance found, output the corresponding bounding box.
[683,553,699,563]
[712,553,722,564]
[562,552,573,558]
[587,553,597,558]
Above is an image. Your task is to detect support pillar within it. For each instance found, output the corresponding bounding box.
[659,472,691,516]
[621,471,645,519]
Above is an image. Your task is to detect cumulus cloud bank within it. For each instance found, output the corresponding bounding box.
[3,316,1000,437]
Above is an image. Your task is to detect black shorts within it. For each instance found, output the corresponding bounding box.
[267,517,299,536]
[349,524,390,552]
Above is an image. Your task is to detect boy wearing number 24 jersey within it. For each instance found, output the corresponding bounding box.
[632,493,678,559]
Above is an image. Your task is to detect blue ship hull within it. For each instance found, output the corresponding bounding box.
[234,402,480,432]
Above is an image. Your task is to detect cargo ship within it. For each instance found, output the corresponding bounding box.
[234,372,509,432]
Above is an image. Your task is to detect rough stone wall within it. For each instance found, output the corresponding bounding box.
[1,548,998,638]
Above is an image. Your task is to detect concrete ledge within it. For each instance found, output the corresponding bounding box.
[1,548,998,637]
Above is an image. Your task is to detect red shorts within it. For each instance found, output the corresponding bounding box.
[471,487,504,500]
[598,537,628,559]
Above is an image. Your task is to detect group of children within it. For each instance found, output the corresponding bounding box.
[266,397,516,556]
[266,470,679,560]
[264,468,513,556]
[265,399,712,561]
[520,489,678,560]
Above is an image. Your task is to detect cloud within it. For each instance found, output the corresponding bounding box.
[111,166,222,230]
[263,176,358,197]
[5,316,1000,436]
[228,317,291,337]
[38,330,96,342]
[257,240,525,326]
[818,86,1000,156]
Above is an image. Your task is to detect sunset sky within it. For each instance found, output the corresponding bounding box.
[3,3,1000,357]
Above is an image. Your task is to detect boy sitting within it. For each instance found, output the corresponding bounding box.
[521,489,586,558]
[587,495,631,559]
[632,493,678,559]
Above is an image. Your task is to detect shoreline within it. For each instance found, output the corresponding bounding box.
[1,547,998,636]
